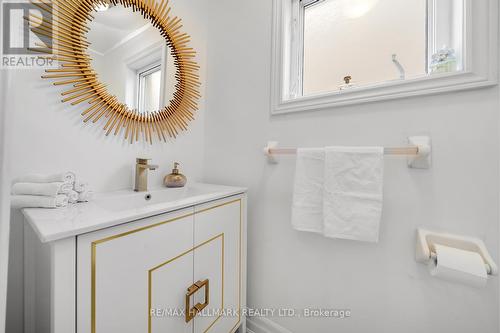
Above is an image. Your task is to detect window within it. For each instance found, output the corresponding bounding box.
[302,0,430,95]
[137,63,162,114]
[298,0,463,96]
[271,0,497,114]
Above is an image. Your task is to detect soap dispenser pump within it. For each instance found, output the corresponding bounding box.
[164,162,187,188]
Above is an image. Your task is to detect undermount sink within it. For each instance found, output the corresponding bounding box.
[96,184,215,211]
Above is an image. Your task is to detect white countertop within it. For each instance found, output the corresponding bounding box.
[22,183,246,243]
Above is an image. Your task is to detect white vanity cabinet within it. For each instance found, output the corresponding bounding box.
[23,187,246,333]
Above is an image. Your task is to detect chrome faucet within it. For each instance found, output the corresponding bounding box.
[134,158,158,192]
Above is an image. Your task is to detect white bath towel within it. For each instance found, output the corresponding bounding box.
[12,182,73,196]
[67,190,79,204]
[77,190,94,203]
[73,180,88,193]
[14,172,75,185]
[291,148,325,233]
[323,147,384,243]
[11,194,69,209]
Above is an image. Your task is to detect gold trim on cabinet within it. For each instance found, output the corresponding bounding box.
[226,198,243,333]
[196,198,241,214]
[148,234,223,333]
[90,198,243,333]
[91,242,96,333]
[92,212,195,245]
[229,199,243,333]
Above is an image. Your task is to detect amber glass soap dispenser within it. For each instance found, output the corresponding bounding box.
[164,162,187,188]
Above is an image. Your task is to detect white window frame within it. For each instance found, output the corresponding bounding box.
[271,0,498,115]
[137,62,162,114]
[427,0,465,72]
[124,40,167,112]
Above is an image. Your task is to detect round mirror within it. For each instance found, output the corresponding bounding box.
[31,0,200,144]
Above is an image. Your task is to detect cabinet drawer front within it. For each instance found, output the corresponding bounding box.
[194,198,243,333]
[77,208,194,333]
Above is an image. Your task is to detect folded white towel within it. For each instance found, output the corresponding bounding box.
[12,182,73,196]
[14,172,75,185]
[59,183,73,194]
[323,147,384,243]
[11,194,69,209]
[67,190,79,204]
[73,180,88,193]
[77,190,94,203]
[291,148,325,234]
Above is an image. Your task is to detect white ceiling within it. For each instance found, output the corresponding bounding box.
[87,5,151,55]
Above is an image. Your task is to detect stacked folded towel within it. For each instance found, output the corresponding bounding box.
[73,180,93,203]
[13,172,75,184]
[11,172,94,209]
[11,195,69,209]
[12,182,73,196]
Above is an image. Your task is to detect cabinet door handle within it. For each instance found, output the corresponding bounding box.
[185,279,210,323]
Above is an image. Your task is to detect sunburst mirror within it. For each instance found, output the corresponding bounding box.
[29,0,200,144]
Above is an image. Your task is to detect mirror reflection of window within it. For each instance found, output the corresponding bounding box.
[138,64,162,114]
[87,4,175,114]
[300,0,464,96]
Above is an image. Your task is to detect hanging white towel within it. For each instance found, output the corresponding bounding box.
[13,172,75,185]
[12,182,73,196]
[11,194,69,209]
[291,148,325,233]
[323,147,384,243]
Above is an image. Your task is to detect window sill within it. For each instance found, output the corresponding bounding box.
[271,71,497,115]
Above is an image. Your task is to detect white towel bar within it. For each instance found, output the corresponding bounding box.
[263,136,432,169]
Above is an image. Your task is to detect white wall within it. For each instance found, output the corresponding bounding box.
[0,70,12,333]
[5,1,209,332]
[204,1,499,332]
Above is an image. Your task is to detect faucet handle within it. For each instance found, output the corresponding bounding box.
[137,158,151,164]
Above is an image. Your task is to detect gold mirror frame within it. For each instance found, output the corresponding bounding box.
[29,0,200,144]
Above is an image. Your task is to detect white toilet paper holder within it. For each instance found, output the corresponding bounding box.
[416,229,498,275]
